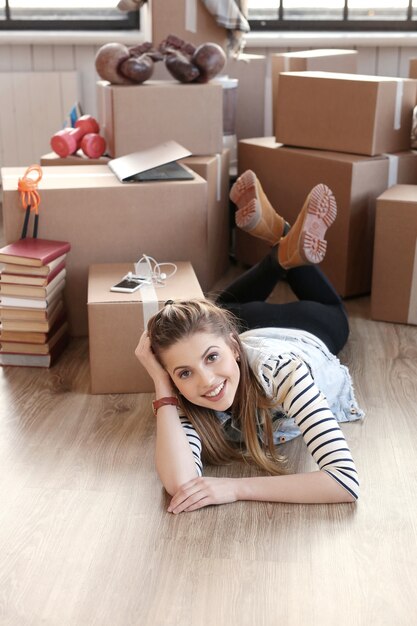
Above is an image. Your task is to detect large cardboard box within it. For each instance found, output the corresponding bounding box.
[97,80,223,158]
[275,72,417,156]
[149,0,227,50]
[40,149,232,276]
[234,137,417,297]
[88,261,204,394]
[1,156,230,336]
[371,185,417,325]
[271,49,358,133]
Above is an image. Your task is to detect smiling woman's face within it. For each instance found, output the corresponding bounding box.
[161,331,241,411]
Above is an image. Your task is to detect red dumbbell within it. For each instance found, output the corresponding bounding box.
[50,115,106,159]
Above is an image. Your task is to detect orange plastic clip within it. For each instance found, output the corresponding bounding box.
[17,164,43,215]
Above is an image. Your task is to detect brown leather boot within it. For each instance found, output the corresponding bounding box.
[278,183,337,270]
[230,170,287,246]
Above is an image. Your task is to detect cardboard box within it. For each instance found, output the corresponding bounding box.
[88,261,204,394]
[233,137,417,297]
[371,185,417,325]
[271,49,358,133]
[149,53,266,140]
[40,151,110,166]
[180,151,231,288]
[97,79,223,158]
[409,58,417,79]
[1,155,230,336]
[223,53,267,140]
[149,0,227,50]
[276,72,417,156]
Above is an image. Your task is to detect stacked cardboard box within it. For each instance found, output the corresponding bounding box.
[271,49,358,133]
[409,58,417,80]
[149,0,228,50]
[234,138,417,297]
[224,53,267,141]
[371,185,417,325]
[40,151,110,166]
[97,80,223,158]
[1,154,230,338]
[234,69,417,298]
[275,72,416,156]
[88,261,204,394]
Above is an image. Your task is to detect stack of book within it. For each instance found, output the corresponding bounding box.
[0,237,71,367]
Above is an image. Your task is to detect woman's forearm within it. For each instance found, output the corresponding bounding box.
[153,381,199,495]
[155,409,199,495]
[236,470,357,504]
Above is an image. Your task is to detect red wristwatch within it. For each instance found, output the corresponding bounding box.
[152,396,179,416]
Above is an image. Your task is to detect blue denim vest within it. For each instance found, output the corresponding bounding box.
[216,327,365,445]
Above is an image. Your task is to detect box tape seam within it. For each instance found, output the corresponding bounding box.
[407,239,417,325]
[394,80,404,131]
[140,283,160,327]
[215,153,222,202]
[382,154,399,188]
[135,260,159,326]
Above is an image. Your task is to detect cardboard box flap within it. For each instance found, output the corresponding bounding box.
[108,141,193,182]
[280,71,415,84]
[279,49,357,59]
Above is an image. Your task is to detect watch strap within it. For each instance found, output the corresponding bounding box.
[152,396,179,416]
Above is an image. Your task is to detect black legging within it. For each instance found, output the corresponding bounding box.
[216,245,349,355]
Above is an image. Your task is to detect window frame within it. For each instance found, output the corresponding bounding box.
[248,0,417,32]
[0,2,140,31]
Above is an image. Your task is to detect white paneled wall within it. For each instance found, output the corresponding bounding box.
[0,39,417,168]
[0,71,78,168]
[1,40,417,114]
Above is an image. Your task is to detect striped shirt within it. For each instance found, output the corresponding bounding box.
[180,352,360,501]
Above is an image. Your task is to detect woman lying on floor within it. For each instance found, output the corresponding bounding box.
[135,170,363,514]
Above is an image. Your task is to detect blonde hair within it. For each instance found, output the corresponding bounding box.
[147,299,287,475]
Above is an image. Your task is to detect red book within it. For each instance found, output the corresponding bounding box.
[0,238,71,267]
[1,253,67,277]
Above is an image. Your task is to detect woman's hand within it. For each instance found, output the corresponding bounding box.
[135,330,171,386]
[167,477,239,514]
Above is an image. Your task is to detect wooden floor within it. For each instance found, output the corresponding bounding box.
[1,220,417,625]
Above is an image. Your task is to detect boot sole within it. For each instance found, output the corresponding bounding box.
[300,184,337,264]
[230,170,262,230]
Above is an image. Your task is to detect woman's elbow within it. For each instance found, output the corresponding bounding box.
[157,470,200,497]
[342,482,360,503]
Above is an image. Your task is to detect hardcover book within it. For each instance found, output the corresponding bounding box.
[0,301,64,334]
[0,268,66,297]
[0,332,69,368]
[0,319,68,354]
[0,260,66,287]
[1,253,67,277]
[0,297,63,322]
[0,280,65,309]
[0,238,70,267]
